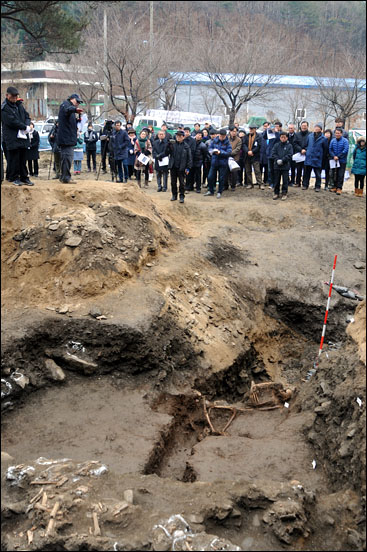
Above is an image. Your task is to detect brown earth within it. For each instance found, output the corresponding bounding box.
[1,154,366,551]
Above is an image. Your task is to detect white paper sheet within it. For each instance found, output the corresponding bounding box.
[292,152,305,162]
[158,156,169,167]
[329,159,340,169]
[17,130,27,139]
[138,153,149,165]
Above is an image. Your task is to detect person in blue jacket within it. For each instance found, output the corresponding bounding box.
[204,129,232,199]
[329,128,349,195]
[302,122,328,192]
[111,120,130,183]
[352,137,366,196]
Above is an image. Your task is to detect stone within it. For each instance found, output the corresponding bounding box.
[214,503,233,520]
[353,262,365,270]
[241,536,254,550]
[61,353,98,375]
[11,373,29,389]
[338,442,350,458]
[48,223,60,231]
[89,307,102,318]
[57,306,69,314]
[45,359,66,381]
[188,514,204,524]
[158,370,167,381]
[1,452,15,464]
[65,236,82,247]
[324,514,335,526]
[347,529,362,548]
[123,489,134,505]
[252,513,261,527]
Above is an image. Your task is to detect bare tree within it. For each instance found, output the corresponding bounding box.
[195,29,291,125]
[313,53,366,129]
[283,89,308,126]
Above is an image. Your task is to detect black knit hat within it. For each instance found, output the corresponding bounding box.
[7,86,19,95]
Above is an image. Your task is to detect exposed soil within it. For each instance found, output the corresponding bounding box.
[1,154,366,551]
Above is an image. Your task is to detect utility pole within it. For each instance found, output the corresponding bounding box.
[149,1,154,109]
[103,7,109,117]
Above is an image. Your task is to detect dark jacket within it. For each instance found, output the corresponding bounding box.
[239,136,248,163]
[287,132,297,151]
[152,137,170,171]
[184,135,196,159]
[293,130,310,154]
[1,98,31,150]
[48,124,61,154]
[84,129,99,151]
[243,133,261,162]
[193,139,209,167]
[329,136,349,164]
[352,144,366,175]
[208,136,232,167]
[168,140,192,171]
[126,136,136,166]
[111,129,130,161]
[260,131,268,164]
[271,141,293,171]
[26,129,40,160]
[57,99,79,147]
[264,131,280,158]
[322,137,333,170]
[305,133,328,168]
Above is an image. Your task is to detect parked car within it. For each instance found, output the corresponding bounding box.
[33,121,54,151]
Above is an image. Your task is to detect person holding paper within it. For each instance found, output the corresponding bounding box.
[1,86,33,186]
[302,122,328,192]
[205,129,232,198]
[293,121,310,187]
[134,129,152,188]
[168,130,192,203]
[264,123,280,189]
[329,128,349,195]
[243,124,263,190]
[225,126,242,192]
[153,130,170,192]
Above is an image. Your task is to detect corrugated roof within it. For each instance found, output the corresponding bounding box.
[169,72,366,90]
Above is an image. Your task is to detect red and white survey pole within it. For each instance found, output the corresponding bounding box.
[314,255,338,371]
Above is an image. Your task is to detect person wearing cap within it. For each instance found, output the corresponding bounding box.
[329,127,349,195]
[293,121,310,187]
[243,124,264,190]
[271,131,293,201]
[168,130,192,203]
[302,122,328,191]
[1,86,33,186]
[205,129,232,198]
[57,93,84,183]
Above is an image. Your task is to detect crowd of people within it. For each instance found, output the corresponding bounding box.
[1,87,366,201]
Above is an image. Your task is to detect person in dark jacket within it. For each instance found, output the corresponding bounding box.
[322,129,334,190]
[100,120,114,173]
[203,129,217,187]
[1,86,33,186]
[238,129,248,186]
[57,93,83,183]
[153,130,170,192]
[192,130,209,193]
[260,122,270,185]
[126,128,137,179]
[243,125,263,189]
[191,123,201,137]
[352,136,366,196]
[329,128,349,195]
[265,123,280,189]
[183,127,196,191]
[302,122,328,191]
[271,132,293,200]
[332,118,349,139]
[205,129,232,198]
[48,122,61,179]
[287,123,296,186]
[293,121,310,187]
[26,122,40,177]
[111,121,130,183]
[168,130,192,203]
[84,122,99,172]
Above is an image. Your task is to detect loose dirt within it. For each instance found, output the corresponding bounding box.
[1,154,366,551]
